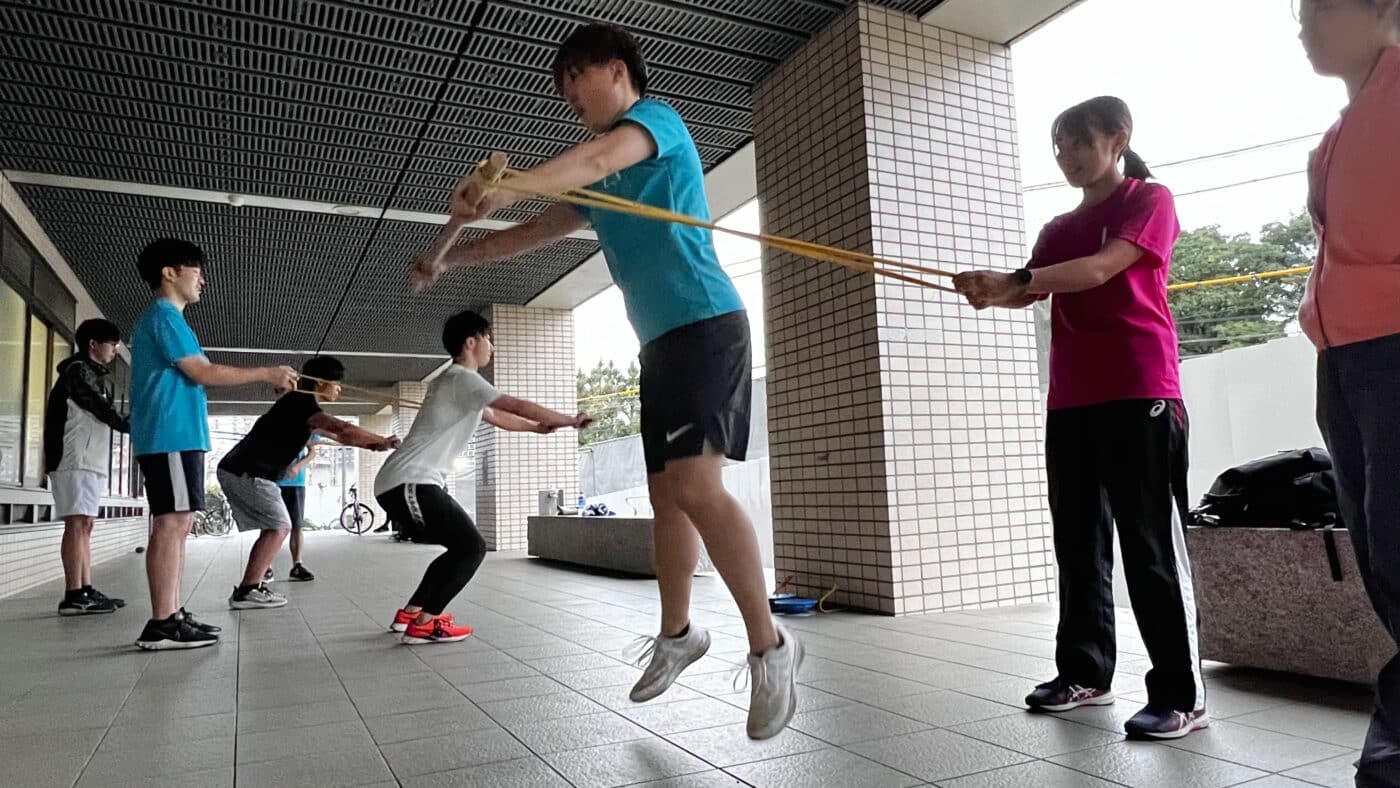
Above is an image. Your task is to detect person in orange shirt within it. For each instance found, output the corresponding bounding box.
[1296,2,1400,785]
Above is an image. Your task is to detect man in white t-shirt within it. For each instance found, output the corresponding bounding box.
[376,310,590,644]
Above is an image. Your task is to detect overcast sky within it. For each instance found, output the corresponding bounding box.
[573,0,1346,374]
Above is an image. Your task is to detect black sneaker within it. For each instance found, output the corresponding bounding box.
[263,567,274,582]
[180,608,222,635]
[372,524,389,533]
[135,615,219,650]
[86,587,126,608]
[58,592,117,616]
[288,563,315,582]
[1125,705,1209,739]
[1026,678,1115,712]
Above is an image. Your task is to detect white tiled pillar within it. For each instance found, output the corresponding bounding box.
[754,3,1051,614]
[473,305,578,550]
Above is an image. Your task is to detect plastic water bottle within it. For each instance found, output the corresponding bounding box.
[577,495,586,516]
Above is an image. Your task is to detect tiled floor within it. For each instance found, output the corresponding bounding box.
[0,532,1376,787]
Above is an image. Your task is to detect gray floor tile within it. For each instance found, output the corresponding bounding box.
[1229,703,1372,748]
[507,710,652,752]
[1280,751,1362,788]
[233,746,394,787]
[401,756,571,787]
[438,660,542,686]
[380,727,533,778]
[950,712,1126,758]
[846,728,1031,783]
[100,712,236,748]
[456,674,567,703]
[629,772,747,787]
[76,766,233,788]
[543,738,713,788]
[665,722,827,767]
[552,663,645,690]
[0,729,103,788]
[1163,719,1352,772]
[934,759,1122,788]
[82,733,233,780]
[0,536,1384,788]
[235,719,376,764]
[1050,741,1268,787]
[620,697,750,735]
[579,681,707,710]
[527,651,628,674]
[236,697,362,733]
[868,690,1020,727]
[479,690,606,725]
[726,747,922,788]
[1231,777,1328,787]
[790,703,932,745]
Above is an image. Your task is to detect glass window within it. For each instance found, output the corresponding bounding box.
[24,316,49,487]
[0,281,22,485]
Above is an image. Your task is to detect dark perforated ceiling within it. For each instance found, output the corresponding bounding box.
[0,0,946,408]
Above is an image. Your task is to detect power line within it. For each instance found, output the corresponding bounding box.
[1174,170,1308,198]
[1024,132,1322,192]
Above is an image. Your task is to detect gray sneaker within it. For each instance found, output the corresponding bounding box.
[626,625,711,702]
[229,584,288,610]
[744,623,803,740]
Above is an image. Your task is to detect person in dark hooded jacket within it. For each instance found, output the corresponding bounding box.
[43,318,130,616]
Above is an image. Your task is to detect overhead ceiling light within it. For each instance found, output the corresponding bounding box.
[332,205,362,216]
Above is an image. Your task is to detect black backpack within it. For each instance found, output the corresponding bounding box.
[1189,448,1340,530]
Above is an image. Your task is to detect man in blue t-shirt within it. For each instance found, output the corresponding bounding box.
[270,436,321,583]
[410,24,801,741]
[129,238,297,651]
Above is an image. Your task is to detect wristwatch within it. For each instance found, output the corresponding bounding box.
[1012,268,1033,286]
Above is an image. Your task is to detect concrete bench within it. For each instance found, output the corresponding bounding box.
[1187,525,1394,684]
[527,515,714,577]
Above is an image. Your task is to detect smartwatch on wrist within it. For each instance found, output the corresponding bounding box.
[1012,268,1033,286]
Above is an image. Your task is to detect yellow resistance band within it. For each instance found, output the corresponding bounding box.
[1167,266,1313,292]
[299,375,424,411]
[427,155,957,293]
[429,155,1313,298]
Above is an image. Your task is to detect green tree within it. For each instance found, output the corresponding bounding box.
[1168,211,1316,357]
[576,360,641,445]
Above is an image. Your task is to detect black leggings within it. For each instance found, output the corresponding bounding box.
[376,484,486,615]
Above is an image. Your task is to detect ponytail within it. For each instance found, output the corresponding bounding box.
[1122,147,1152,181]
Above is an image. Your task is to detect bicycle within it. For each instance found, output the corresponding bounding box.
[339,484,376,535]
[192,492,233,537]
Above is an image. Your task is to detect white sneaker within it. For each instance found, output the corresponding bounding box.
[229,584,288,609]
[626,625,711,702]
[743,623,803,740]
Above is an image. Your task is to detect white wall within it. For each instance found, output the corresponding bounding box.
[1179,334,1324,499]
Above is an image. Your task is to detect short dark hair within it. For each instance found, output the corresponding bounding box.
[551,23,648,95]
[76,318,120,354]
[1052,96,1152,181]
[137,238,204,290]
[298,355,345,392]
[442,310,491,358]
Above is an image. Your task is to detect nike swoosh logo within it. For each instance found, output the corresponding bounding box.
[665,424,694,444]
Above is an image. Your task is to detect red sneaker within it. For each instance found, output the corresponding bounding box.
[401,615,473,644]
[390,609,453,633]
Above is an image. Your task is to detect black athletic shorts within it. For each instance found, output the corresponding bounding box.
[280,486,306,529]
[638,311,752,474]
[137,451,206,517]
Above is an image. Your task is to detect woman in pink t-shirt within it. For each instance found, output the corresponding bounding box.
[955,96,1206,740]
[1296,2,1400,784]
